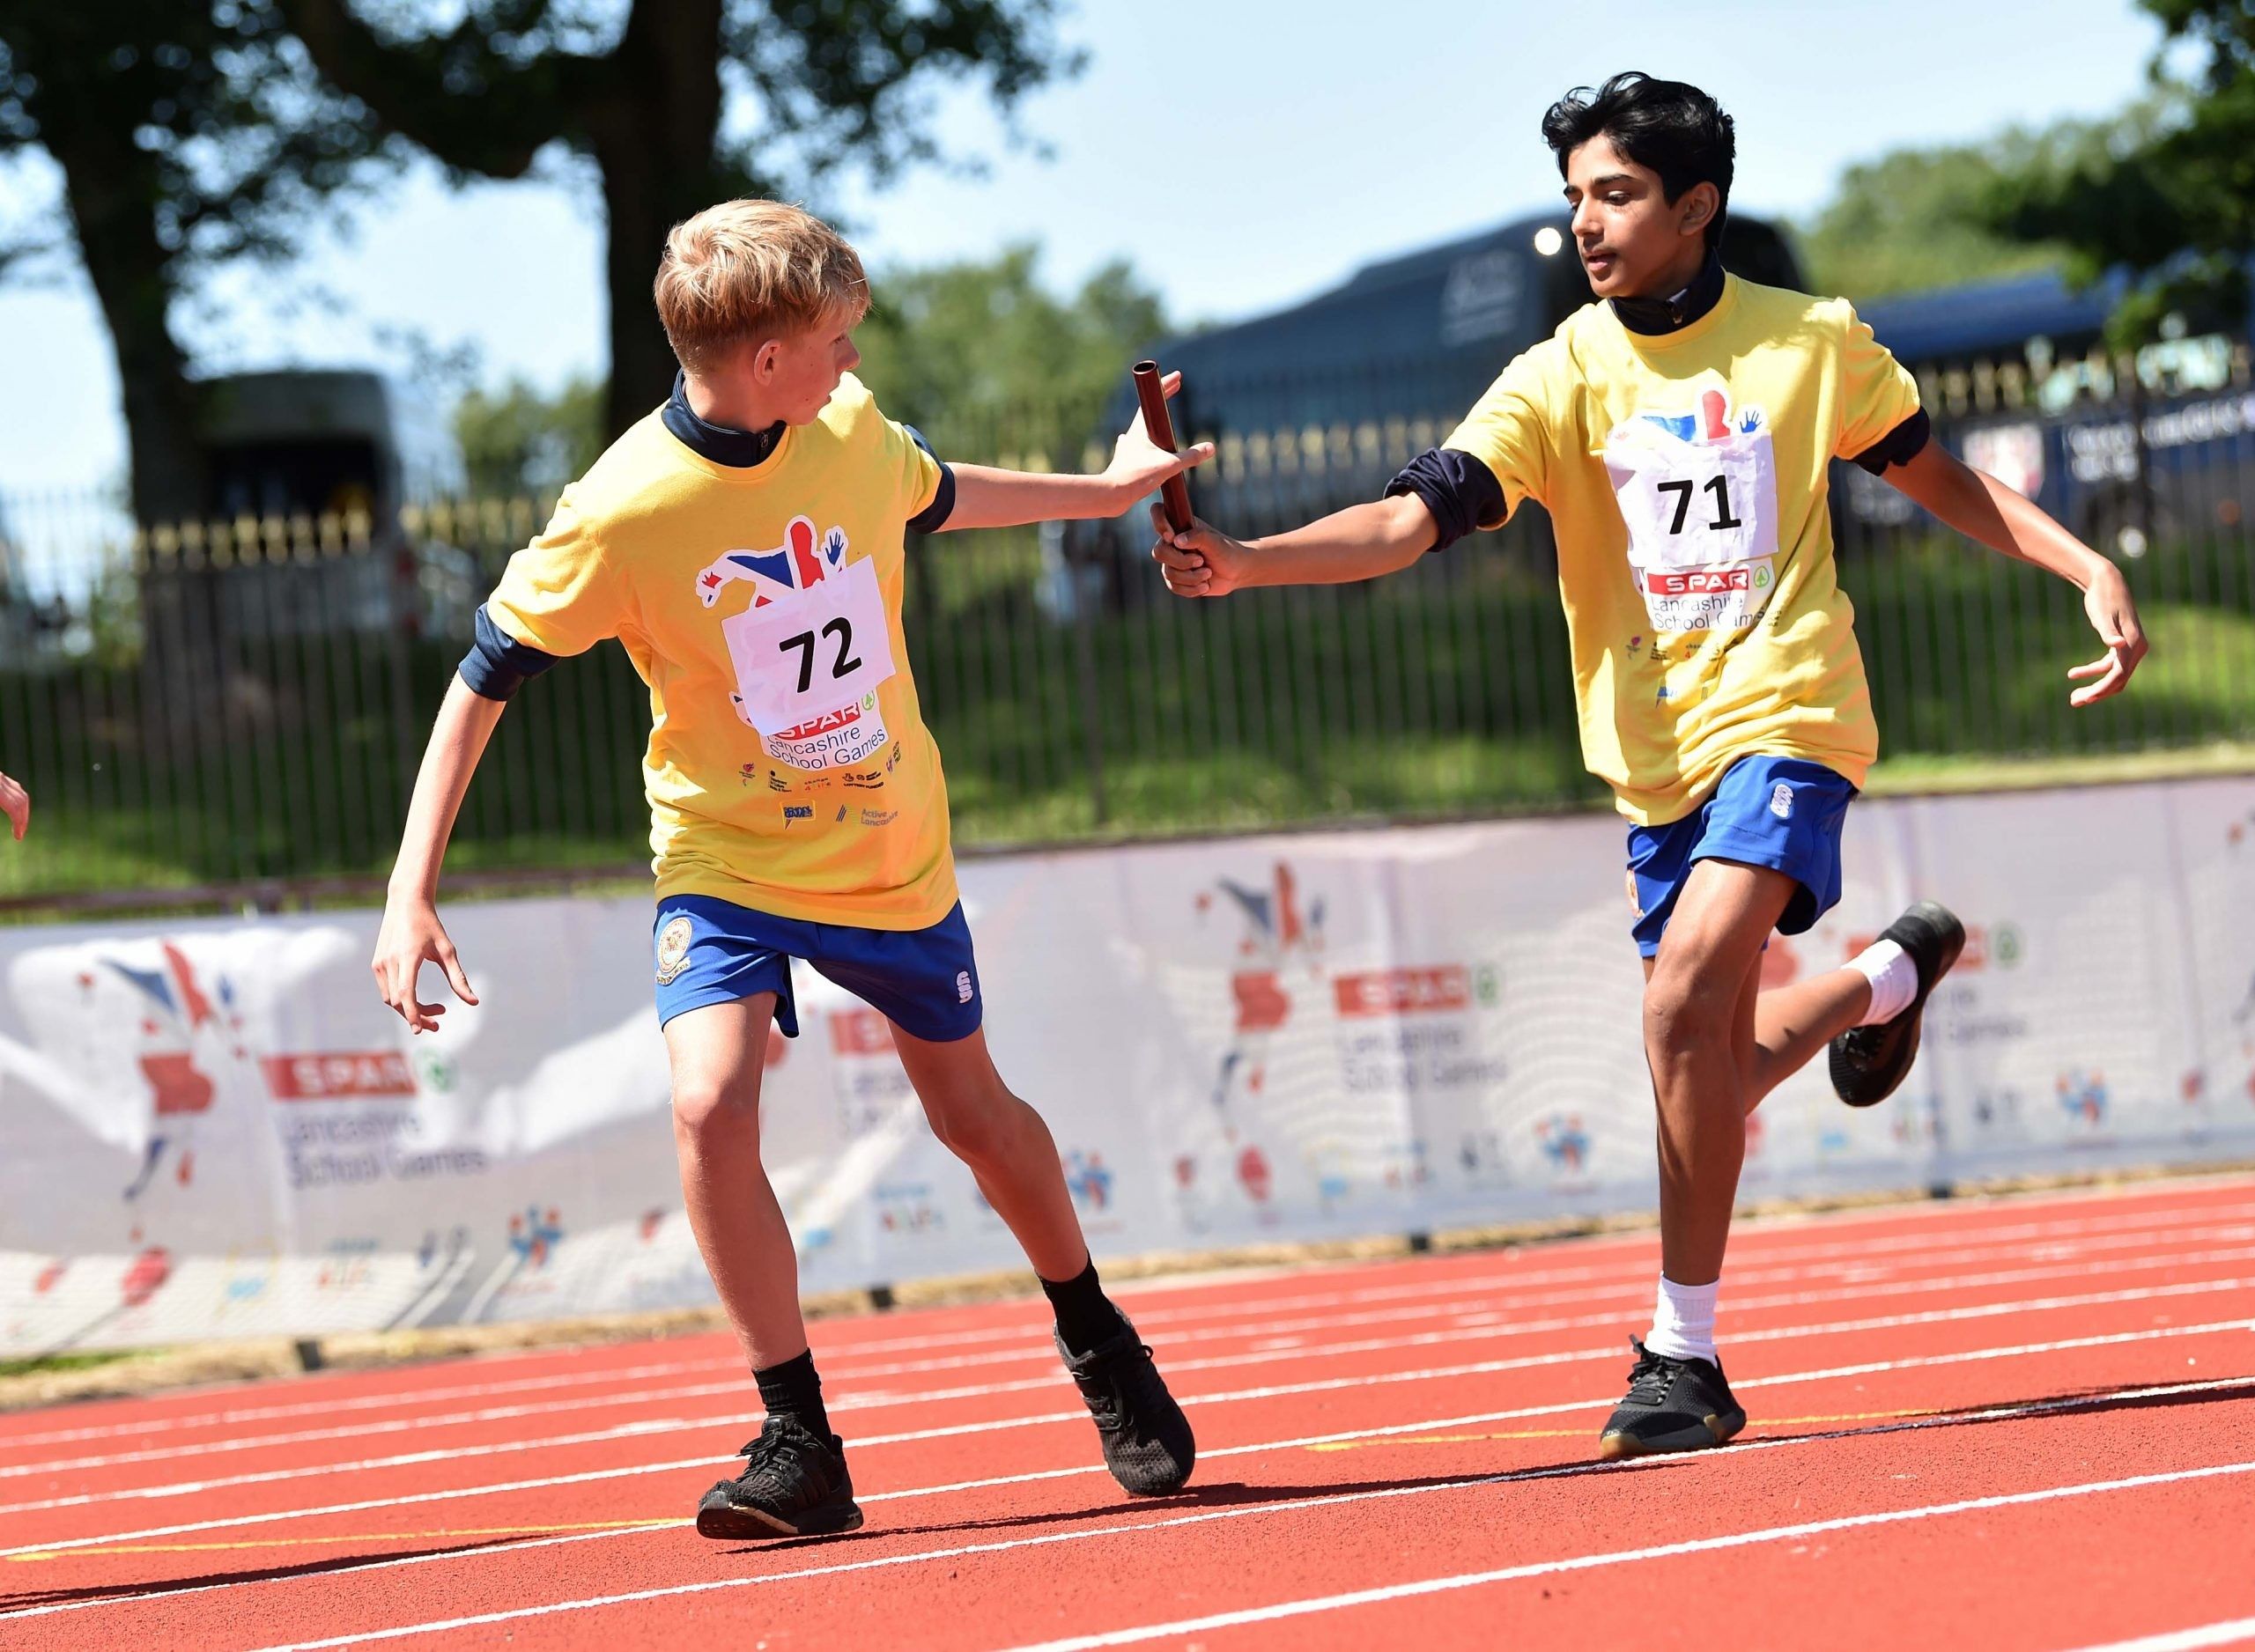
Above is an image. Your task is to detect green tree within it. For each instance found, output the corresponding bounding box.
[1984,1,2252,345]
[280,0,1082,444]
[854,244,1168,454]
[0,4,396,521]
[1797,106,2172,304]
[453,374,604,498]
[1796,143,2066,302]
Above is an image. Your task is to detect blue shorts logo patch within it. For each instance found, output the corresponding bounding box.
[654,915,695,985]
[1770,781,1794,820]
[956,970,973,1004]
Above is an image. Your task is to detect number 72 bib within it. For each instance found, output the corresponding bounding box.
[1603,390,1781,634]
[721,554,898,761]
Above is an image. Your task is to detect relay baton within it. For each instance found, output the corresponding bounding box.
[1131,359,1195,535]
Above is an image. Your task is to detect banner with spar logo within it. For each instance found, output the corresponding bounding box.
[3,773,2251,1353]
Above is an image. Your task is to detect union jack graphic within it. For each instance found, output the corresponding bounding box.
[1638,386,1764,445]
[695,515,850,608]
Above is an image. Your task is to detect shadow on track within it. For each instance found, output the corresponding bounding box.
[0,1534,535,1614]
[716,1374,2255,1556]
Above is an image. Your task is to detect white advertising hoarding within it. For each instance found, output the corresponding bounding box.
[4,773,2251,1354]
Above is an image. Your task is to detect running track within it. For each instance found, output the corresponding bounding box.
[4,1175,2254,1650]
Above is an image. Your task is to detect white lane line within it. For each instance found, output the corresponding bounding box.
[11,1362,2247,1630]
[981,1460,2255,1652]
[2055,1616,2255,1652]
[7,1265,2251,1518]
[239,1452,2255,1648]
[9,1191,2244,1455]
[17,1234,2254,1493]
[5,1305,2246,1565]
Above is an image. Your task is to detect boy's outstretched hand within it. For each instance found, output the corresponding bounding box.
[372,896,479,1035]
[0,770,27,841]
[2070,563,2148,707]
[1150,505,1256,598]
[1101,369,1216,513]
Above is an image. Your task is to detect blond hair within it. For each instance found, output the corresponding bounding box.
[653,200,869,372]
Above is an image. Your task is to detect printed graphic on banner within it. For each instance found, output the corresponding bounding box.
[1604,380,1780,635]
[1166,859,1506,1230]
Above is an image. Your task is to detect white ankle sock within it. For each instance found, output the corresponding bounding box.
[1848,937,1919,1025]
[1645,1273,1719,1364]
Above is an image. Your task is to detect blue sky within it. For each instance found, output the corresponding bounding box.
[0,0,2170,494]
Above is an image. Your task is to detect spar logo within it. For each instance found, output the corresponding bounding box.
[1645,565,1767,597]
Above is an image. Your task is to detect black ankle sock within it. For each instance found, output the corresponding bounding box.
[1041,1258,1128,1356]
[754,1349,832,1440]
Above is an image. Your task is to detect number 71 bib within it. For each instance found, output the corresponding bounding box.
[1603,387,1781,634]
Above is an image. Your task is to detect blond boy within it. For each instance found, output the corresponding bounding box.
[373,201,1209,1538]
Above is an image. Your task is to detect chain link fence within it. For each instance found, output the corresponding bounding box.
[3,346,2251,907]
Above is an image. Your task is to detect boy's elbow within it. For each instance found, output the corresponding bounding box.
[1383,493,1441,566]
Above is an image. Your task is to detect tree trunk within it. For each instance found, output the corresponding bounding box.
[39,107,236,749]
[42,116,207,526]
[588,0,728,439]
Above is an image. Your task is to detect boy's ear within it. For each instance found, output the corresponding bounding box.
[1678,181,1719,237]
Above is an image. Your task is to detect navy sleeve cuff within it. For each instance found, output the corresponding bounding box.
[902,425,957,532]
[1851,408,1932,476]
[1384,447,1505,551]
[459,604,563,701]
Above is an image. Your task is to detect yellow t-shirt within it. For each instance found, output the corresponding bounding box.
[1445,275,1919,825]
[484,374,958,928]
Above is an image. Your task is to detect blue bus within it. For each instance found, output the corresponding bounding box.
[1845,267,2255,554]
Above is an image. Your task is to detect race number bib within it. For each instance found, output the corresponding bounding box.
[721,556,898,743]
[1604,388,1781,634]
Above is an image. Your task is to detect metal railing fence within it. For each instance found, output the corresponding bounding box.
[2,350,2250,905]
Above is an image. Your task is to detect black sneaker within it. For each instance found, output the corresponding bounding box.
[695,1414,863,1540]
[1829,901,1967,1108]
[1598,1337,1747,1460]
[1058,1322,1195,1496]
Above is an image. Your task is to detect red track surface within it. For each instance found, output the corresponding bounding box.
[4,1175,2255,1650]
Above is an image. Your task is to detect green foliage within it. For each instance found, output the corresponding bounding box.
[279,0,1084,437]
[853,245,1170,454]
[0,3,403,516]
[452,375,605,500]
[1797,106,2172,302]
[1796,144,2066,301]
[1982,1,2255,345]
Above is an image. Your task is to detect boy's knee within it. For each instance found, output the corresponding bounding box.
[671,1079,758,1144]
[1643,957,1734,1056]
[926,1088,1028,1169]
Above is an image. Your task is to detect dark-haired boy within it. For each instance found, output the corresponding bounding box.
[1152,72,2146,1457]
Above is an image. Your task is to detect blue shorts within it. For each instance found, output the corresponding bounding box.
[652,895,983,1043]
[1626,756,1856,958]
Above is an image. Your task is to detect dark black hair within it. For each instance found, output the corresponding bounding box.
[1541,72,1734,251]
